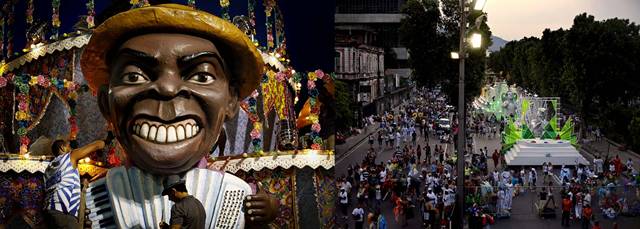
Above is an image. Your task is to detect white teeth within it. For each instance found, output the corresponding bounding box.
[185,124,193,138]
[148,125,157,141]
[167,126,177,143]
[157,126,167,143]
[177,125,186,141]
[133,119,200,143]
[140,123,149,139]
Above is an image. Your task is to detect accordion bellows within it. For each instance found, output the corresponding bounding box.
[86,166,252,229]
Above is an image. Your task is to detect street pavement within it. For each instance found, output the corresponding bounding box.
[336,124,454,229]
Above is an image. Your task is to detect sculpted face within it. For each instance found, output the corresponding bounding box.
[98,33,238,174]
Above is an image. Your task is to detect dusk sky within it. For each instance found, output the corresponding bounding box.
[484,0,640,41]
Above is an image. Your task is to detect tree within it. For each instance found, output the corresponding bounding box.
[335,80,354,132]
[400,0,492,104]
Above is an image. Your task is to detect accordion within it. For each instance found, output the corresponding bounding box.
[85,166,252,229]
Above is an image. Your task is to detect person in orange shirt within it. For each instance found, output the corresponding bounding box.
[562,195,572,227]
[582,204,593,229]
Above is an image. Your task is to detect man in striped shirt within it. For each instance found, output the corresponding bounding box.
[43,139,105,228]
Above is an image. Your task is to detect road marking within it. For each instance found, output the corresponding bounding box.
[336,133,371,165]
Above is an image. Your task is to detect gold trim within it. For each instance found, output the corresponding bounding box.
[0,34,91,75]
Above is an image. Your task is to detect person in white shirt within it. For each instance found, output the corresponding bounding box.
[352,203,366,229]
[379,169,387,184]
[339,188,349,219]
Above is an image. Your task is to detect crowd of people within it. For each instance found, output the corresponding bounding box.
[337,86,640,229]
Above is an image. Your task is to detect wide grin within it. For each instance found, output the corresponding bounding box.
[132,118,201,144]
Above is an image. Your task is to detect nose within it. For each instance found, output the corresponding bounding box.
[150,69,189,99]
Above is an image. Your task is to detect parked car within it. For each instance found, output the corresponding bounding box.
[336,132,347,145]
[438,118,451,133]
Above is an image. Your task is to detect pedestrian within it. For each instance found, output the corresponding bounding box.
[582,204,592,229]
[378,132,384,148]
[352,202,366,229]
[492,150,500,169]
[339,188,349,219]
[369,135,375,147]
[562,195,572,227]
[416,145,422,163]
[159,175,206,229]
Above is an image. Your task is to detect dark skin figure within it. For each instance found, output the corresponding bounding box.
[97,33,277,225]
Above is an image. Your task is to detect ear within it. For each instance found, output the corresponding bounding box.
[224,95,239,120]
[97,85,112,122]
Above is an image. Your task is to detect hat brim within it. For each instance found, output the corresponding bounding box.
[81,4,264,99]
[162,180,186,196]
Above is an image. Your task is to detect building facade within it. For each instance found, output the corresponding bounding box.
[334,0,413,126]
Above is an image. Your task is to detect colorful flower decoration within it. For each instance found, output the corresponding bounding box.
[26,0,34,26]
[220,0,231,20]
[51,0,61,38]
[307,70,324,150]
[86,0,95,28]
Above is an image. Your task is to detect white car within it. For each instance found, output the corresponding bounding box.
[438,118,451,132]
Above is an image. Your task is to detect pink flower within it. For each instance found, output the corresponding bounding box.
[311,123,321,132]
[314,70,325,79]
[18,101,28,111]
[37,75,47,86]
[0,77,7,88]
[250,129,262,139]
[307,81,316,90]
[276,72,286,82]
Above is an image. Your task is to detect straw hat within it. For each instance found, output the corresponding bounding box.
[81,4,264,99]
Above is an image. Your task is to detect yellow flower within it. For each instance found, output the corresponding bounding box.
[253,122,262,131]
[266,70,276,79]
[308,114,319,123]
[68,92,78,100]
[308,72,317,81]
[15,111,29,121]
[130,0,140,5]
[220,0,230,7]
[29,77,38,86]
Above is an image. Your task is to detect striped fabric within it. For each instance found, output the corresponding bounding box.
[44,153,81,217]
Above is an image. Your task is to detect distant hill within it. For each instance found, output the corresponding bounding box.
[489,36,509,52]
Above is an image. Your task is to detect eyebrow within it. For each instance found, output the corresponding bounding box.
[178,51,226,71]
[114,48,159,66]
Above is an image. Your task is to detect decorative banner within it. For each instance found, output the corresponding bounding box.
[313,169,336,229]
[234,168,297,228]
[261,69,286,120]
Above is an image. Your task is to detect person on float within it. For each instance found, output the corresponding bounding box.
[43,139,105,228]
[80,3,277,227]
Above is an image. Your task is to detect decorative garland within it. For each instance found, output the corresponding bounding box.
[246,90,262,153]
[26,0,34,27]
[263,0,276,50]
[129,0,150,8]
[86,0,95,28]
[187,0,196,8]
[306,70,324,150]
[6,3,14,58]
[248,0,257,43]
[275,4,287,57]
[1,73,79,154]
[51,0,61,40]
[220,0,231,21]
[1,16,4,61]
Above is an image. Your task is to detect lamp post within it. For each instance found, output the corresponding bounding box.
[455,0,486,228]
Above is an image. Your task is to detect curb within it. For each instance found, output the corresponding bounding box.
[336,127,380,161]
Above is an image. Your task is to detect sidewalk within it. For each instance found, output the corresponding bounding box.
[335,124,379,157]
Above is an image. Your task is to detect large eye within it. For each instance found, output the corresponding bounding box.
[188,72,216,85]
[122,73,149,84]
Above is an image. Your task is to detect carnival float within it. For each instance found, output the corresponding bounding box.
[473,81,587,166]
[0,0,335,228]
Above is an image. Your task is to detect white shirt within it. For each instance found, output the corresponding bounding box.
[339,191,349,204]
[352,208,365,222]
[379,170,387,183]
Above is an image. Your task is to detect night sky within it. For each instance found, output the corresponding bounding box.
[2,0,335,72]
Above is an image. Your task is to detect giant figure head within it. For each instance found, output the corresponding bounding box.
[81,4,264,174]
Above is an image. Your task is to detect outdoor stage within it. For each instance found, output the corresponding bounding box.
[504,139,589,166]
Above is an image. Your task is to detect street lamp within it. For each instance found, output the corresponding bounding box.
[455,0,487,228]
